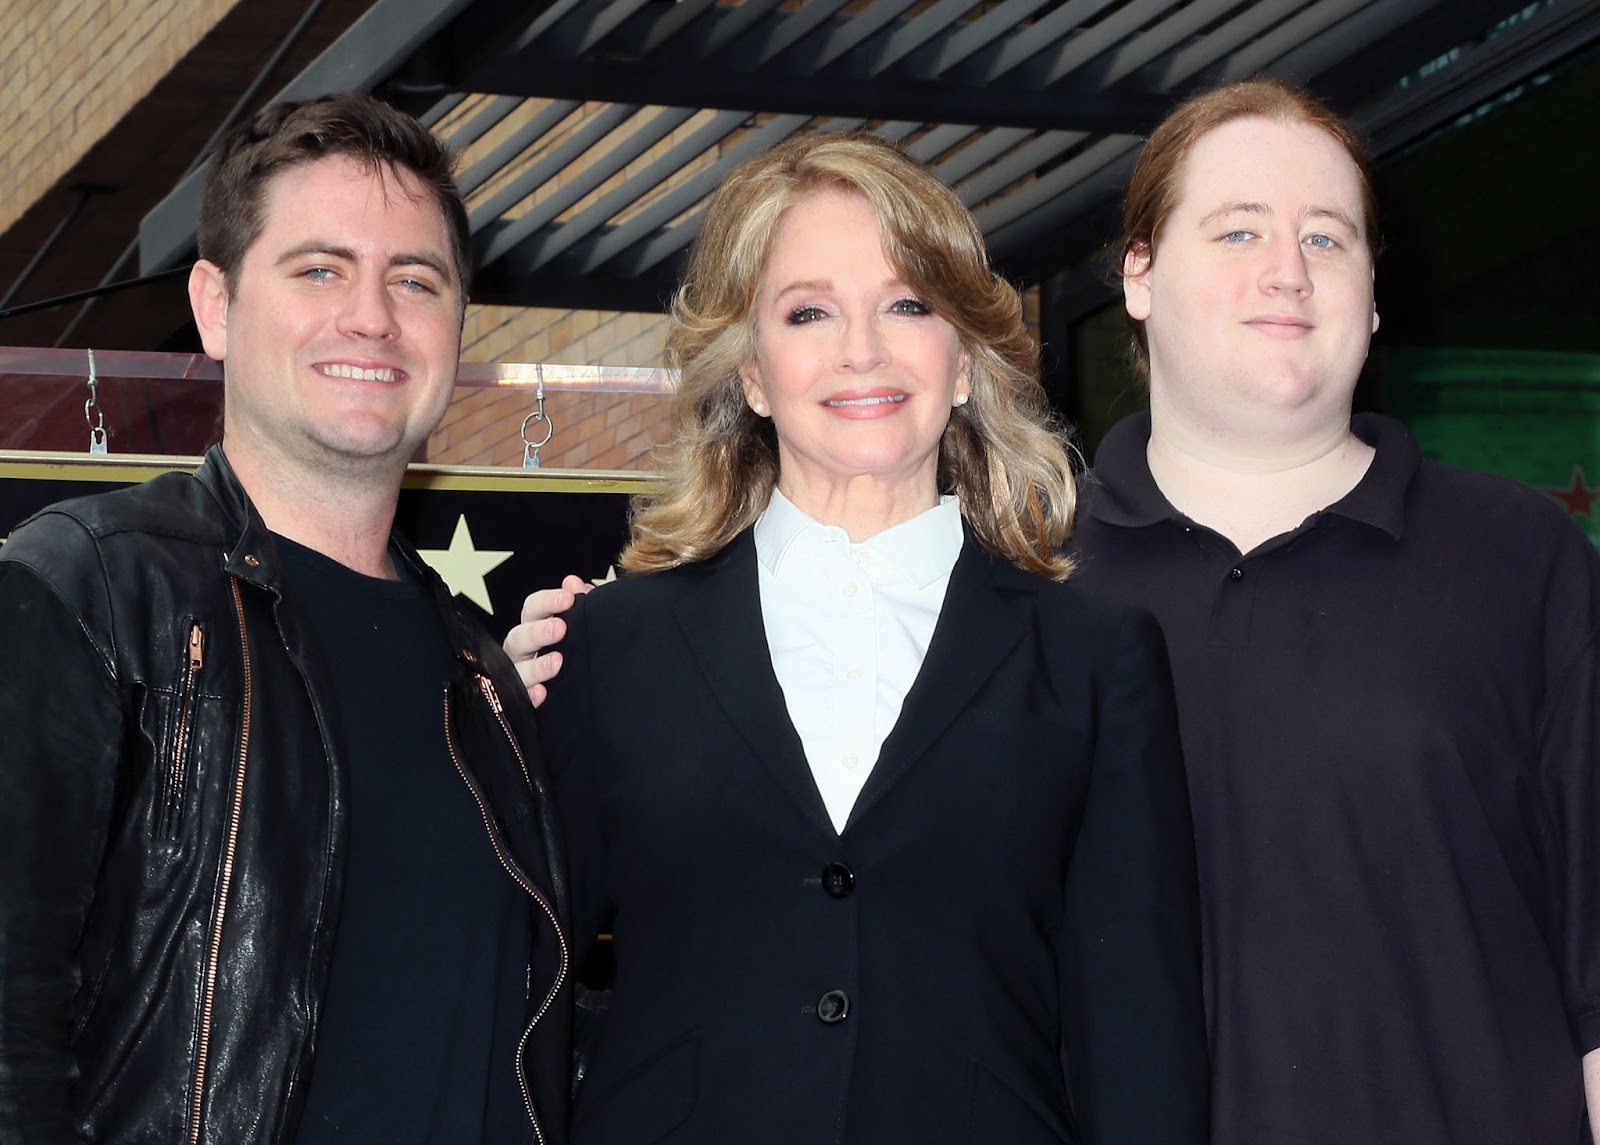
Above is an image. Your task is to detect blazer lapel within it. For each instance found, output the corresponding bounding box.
[674,531,836,836]
[844,537,1038,832]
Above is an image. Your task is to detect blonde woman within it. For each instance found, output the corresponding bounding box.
[522,133,1207,1144]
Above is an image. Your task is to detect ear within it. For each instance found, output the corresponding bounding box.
[188,260,231,362]
[1122,243,1152,322]
[738,359,768,415]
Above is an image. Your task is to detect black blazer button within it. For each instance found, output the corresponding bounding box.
[816,990,850,1024]
[821,862,855,898]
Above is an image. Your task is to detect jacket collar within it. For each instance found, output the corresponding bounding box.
[675,525,1042,837]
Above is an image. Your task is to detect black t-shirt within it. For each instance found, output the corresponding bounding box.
[278,537,532,1145]
[1071,413,1600,1145]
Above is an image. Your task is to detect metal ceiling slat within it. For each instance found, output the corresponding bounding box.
[1025,0,1181,86]
[574,114,814,276]
[970,0,1126,84]
[1074,0,1245,91]
[916,0,1057,78]
[700,0,792,57]
[903,123,982,163]
[867,0,983,77]
[1213,0,1394,84]
[954,131,1090,205]
[1258,0,1448,84]
[505,0,592,56]
[568,0,658,56]
[468,103,642,233]
[477,106,697,265]
[930,127,1034,185]
[418,92,469,128]
[738,0,853,71]
[440,94,521,156]
[456,100,581,198]
[513,109,752,272]
[972,134,1142,233]
[621,115,875,277]
[814,0,922,70]
[1148,0,1314,90]
[873,120,925,143]
[982,143,1142,263]
[635,0,721,57]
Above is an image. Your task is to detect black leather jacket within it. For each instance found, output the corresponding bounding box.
[0,448,571,1144]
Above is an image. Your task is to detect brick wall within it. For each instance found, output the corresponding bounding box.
[0,0,238,234]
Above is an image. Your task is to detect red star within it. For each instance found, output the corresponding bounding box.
[1542,466,1598,519]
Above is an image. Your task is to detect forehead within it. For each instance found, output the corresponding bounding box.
[765,191,884,272]
[252,155,452,257]
[1174,117,1366,221]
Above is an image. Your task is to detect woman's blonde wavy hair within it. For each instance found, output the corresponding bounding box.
[622,131,1077,581]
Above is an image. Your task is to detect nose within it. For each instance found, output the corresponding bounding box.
[835,313,887,373]
[1260,238,1312,297]
[337,274,401,340]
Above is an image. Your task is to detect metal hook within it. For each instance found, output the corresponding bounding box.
[521,364,554,468]
[84,348,107,455]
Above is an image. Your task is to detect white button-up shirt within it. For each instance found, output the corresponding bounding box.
[753,489,963,832]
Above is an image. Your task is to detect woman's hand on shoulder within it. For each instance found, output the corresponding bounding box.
[503,574,592,707]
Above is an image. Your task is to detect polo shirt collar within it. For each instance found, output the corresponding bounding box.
[1081,409,1419,541]
[754,488,963,588]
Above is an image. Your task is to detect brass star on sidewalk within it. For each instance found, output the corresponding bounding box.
[417,515,514,613]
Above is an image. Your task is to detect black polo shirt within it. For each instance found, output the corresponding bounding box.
[1070,411,1600,1145]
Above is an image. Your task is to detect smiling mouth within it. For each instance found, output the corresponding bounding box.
[823,394,907,408]
[319,363,402,382]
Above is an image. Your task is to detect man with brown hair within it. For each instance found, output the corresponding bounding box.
[1070,77,1600,1143]
[0,92,570,1144]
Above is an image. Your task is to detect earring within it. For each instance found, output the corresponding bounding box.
[954,392,969,407]
[752,401,767,416]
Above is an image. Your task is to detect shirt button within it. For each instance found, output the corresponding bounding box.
[821,862,855,898]
[842,582,859,598]
[846,667,864,681]
[816,989,850,1024]
[852,550,871,567]
[1229,567,1244,581]
[842,752,859,769]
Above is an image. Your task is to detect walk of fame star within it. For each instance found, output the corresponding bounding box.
[1541,466,1598,519]
[417,515,514,613]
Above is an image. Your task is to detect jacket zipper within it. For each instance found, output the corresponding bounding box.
[189,580,252,1145]
[162,623,205,837]
[444,676,571,1145]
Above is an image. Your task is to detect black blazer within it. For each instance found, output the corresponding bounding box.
[540,528,1208,1145]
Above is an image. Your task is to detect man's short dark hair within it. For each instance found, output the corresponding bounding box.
[196,91,472,303]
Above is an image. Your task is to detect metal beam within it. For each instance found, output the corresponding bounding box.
[956,131,1090,207]
[814,0,921,70]
[139,0,477,274]
[961,0,1125,85]
[464,52,1167,134]
[1147,0,1312,91]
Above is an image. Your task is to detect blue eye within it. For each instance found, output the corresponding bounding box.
[396,275,437,294]
[301,266,335,282]
[1221,230,1253,244]
[1305,233,1338,251]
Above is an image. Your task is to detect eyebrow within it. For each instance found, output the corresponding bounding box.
[1196,201,1360,234]
[770,275,910,299]
[274,241,455,284]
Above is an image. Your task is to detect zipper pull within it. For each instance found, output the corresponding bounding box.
[477,675,503,715]
[188,624,204,671]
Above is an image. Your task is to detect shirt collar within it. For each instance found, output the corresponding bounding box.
[754,488,964,589]
[1080,410,1419,541]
